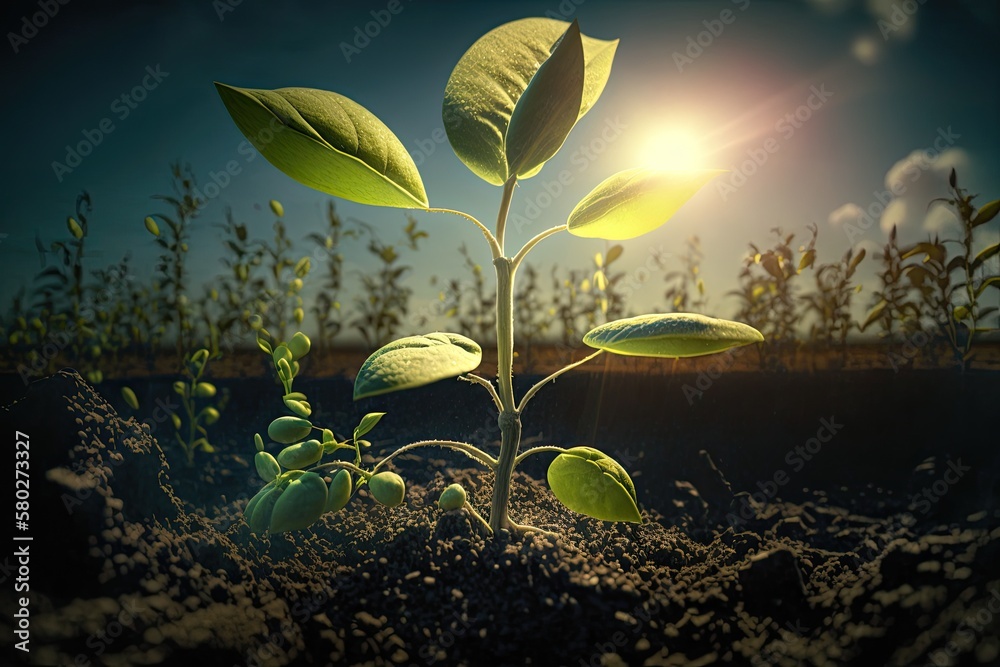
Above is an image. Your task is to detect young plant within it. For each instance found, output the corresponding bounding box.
[217,17,763,537]
[259,202,312,342]
[660,236,708,313]
[802,228,865,359]
[860,224,923,346]
[214,206,266,353]
[169,348,226,465]
[146,162,202,362]
[729,226,815,370]
[350,217,428,349]
[907,169,999,370]
[307,202,357,353]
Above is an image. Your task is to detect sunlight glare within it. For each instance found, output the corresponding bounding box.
[639,129,704,171]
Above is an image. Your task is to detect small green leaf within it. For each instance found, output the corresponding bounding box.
[438,483,467,511]
[268,416,313,444]
[194,382,217,398]
[860,300,888,331]
[276,439,323,469]
[248,484,281,535]
[144,216,160,237]
[354,412,386,441]
[283,397,312,418]
[200,407,220,425]
[121,386,139,410]
[216,83,428,208]
[971,243,999,271]
[270,471,327,533]
[547,447,640,523]
[567,168,725,240]
[269,199,284,217]
[976,276,1000,297]
[254,433,265,452]
[67,217,84,239]
[255,451,281,482]
[583,313,763,358]
[256,329,273,355]
[972,199,1000,227]
[443,17,618,185]
[325,469,353,514]
[504,20,585,179]
[287,332,311,360]
[353,332,482,400]
[368,471,406,507]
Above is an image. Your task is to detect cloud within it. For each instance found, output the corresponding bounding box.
[828,146,969,244]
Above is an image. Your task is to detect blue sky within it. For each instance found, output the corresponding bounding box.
[2,0,998,340]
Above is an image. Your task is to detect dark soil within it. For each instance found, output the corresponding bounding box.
[1,369,998,667]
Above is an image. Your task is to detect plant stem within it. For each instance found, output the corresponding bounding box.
[517,350,603,413]
[512,445,567,469]
[489,173,523,534]
[495,176,517,251]
[458,374,502,411]
[368,440,498,473]
[427,208,501,260]
[512,224,568,270]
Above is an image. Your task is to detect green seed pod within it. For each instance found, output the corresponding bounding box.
[287,332,311,360]
[254,433,265,452]
[144,216,160,237]
[269,199,284,217]
[172,381,187,396]
[255,451,280,482]
[294,256,311,278]
[201,407,220,425]
[121,387,139,410]
[248,485,281,534]
[268,416,312,444]
[294,307,304,325]
[67,216,84,239]
[325,469,352,514]
[270,471,327,533]
[283,397,311,418]
[368,471,406,508]
[276,439,323,469]
[438,483,467,511]
[194,382,217,398]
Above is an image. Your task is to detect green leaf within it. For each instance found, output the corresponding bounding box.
[972,199,1000,227]
[67,217,84,239]
[283,397,312,418]
[121,386,139,410]
[276,439,323,470]
[443,17,618,185]
[287,332,311,360]
[248,484,281,535]
[325,469,353,514]
[255,451,281,482]
[583,313,763,358]
[254,433,265,452]
[215,83,428,208]
[567,168,725,240]
[368,471,406,507]
[256,329,273,355]
[267,416,313,444]
[144,216,160,237]
[194,382,216,398]
[353,332,482,400]
[547,447,640,523]
[270,471,327,533]
[504,20,584,179]
[971,243,999,271]
[269,199,284,217]
[976,276,1000,298]
[860,300,888,331]
[354,412,386,440]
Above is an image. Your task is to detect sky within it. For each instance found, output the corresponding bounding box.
[1,0,998,342]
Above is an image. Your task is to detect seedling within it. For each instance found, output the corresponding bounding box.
[218,17,763,537]
[169,348,226,465]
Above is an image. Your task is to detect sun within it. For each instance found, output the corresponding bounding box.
[639,128,705,171]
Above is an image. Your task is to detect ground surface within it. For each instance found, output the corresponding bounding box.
[0,368,998,666]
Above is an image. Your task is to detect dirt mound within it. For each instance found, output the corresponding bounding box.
[1,370,998,666]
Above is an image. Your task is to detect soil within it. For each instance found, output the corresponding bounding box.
[0,367,998,667]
